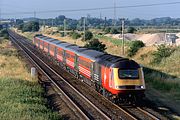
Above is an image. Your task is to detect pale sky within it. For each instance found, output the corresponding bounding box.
[1,0,180,19]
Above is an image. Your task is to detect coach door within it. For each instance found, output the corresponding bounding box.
[54,47,57,59]
[47,44,50,54]
[93,62,101,85]
[74,54,78,71]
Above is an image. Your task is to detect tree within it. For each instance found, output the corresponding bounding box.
[152,44,175,64]
[84,38,106,52]
[20,21,40,32]
[82,31,93,41]
[17,24,24,30]
[110,28,119,34]
[0,25,3,30]
[0,29,9,39]
[127,27,137,33]
[72,32,81,39]
[16,19,24,25]
[128,41,145,57]
[104,27,111,34]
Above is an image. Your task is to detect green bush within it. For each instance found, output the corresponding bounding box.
[127,27,137,33]
[0,29,9,39]
[18,21,40,32]
[152,44,175,64]
[82,31,93,41]
[72,32,81,39]
[128,41,145,57]
[104,27,111,34]
[84,38,106,52]
[110,28,119,34]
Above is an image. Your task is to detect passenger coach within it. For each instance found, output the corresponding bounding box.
[33,34,146,101]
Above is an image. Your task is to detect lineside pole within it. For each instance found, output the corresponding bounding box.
[84,17,86,41]
[64,19,66,36]
[121,18,125,56]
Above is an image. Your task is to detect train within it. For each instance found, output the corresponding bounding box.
[33,34,146,102]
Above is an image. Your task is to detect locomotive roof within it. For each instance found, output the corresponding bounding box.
[66,45,88,53]
[35,35,140,68]
[56,42,72,49]
[78,49,105,61]
[36,35,63,46]
[51,39,62,44]
[97,54,139,68]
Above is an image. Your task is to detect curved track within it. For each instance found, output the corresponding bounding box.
[8,30,165,120]
[9,31,111,120]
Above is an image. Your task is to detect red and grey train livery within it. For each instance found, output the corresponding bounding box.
[33,35,146,101]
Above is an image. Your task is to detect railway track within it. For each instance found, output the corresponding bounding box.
[8,30,166,120]
[119,104,161,120]
[9,31,111,120]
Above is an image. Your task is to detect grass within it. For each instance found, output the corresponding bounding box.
[134,46,180,101]
[0,38,60,120]
[144,67,180,93]
[95,34,131,46]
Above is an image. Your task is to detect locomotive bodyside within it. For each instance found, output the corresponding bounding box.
[33,35,145,101]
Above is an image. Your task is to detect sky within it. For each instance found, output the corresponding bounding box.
[1,0,180,19]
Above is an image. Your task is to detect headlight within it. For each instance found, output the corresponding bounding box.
[135,85,144,89]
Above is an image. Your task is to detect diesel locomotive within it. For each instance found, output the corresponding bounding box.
[33,34,145,102]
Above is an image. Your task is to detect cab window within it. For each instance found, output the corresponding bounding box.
[118,69,139,79]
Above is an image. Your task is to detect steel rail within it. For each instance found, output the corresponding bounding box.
[9,32,111,120]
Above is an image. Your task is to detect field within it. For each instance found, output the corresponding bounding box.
[133,46,180,114]
[16,27,180,115]
[0,38,59,120]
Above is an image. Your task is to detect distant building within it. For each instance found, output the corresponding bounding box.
[165,33,178,45]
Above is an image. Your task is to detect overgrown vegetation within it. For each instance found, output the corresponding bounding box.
[84,38,106,52]
[95,34,130,46]
[103,27,120,34]
[82,31,93,41]
[0,39,59,119]
[152,44,175,64]
[144,67,180,100]
[0,29,9,39]
[133,45,180,101]
[18,21,40,32]
[0,78,59,120]
[128,41,145,57]
[72,32,81,39]
[127,27,137,33]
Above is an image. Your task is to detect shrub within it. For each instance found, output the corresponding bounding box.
[82,31,93,41]
[72,32,81,39]
[0,29,9,39]
[128,40,145,57]
[110,28,119,34]
[152,44,175,64]
[18,21,40,32]
[127,27,137,33]
[84,38,106,52]
[104,27,111,34]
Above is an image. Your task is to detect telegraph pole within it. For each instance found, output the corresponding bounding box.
[104,17,107,29]
[121,18,125,56]
[64,19,66,36]
[84,17,86,41]
[43,20,46,31]
[0,0,2,25]
[0,7,1,25]
[51,19,54,27]
[113,0,117,27]
[34,11,36,20]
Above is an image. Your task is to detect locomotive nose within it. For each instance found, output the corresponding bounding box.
[113,68,146,91]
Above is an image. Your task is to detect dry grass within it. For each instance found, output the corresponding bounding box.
[0,38,59,120]
[0,39,32,80]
